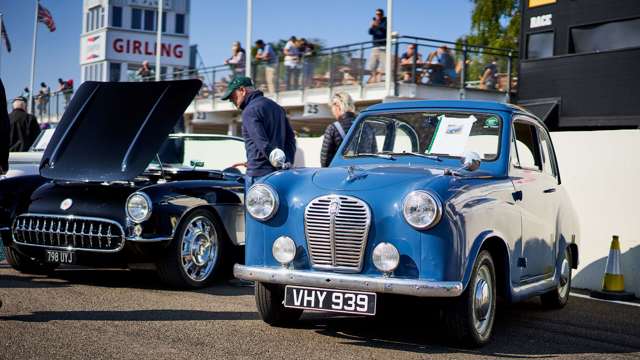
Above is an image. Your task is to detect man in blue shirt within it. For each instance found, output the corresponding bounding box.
[221,76,296,185]
[254,40,277,93]
[367,8,387,83]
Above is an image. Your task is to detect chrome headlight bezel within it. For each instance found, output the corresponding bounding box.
[126,192,152,223]
[402,190,442,230]
[246,184,279,221]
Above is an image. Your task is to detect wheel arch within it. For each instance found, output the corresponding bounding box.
[463,231,512,302]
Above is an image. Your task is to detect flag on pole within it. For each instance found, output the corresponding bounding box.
[1,19,10,52]
[37,3,56,32]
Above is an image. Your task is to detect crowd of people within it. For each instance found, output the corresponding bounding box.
[17,78,75,120]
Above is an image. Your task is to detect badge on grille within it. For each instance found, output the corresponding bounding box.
[329,200,339,215]
[60,198,73,211]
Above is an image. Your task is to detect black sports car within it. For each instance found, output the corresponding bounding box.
[0,80,246,288]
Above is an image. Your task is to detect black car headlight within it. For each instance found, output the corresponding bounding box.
[126,192,152,223]
[402,190,442,230]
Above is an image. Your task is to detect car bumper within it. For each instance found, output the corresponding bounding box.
[233,264,464,298]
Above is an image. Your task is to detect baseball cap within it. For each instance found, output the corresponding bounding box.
[221,76,253,101]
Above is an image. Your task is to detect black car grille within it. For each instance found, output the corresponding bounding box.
[12,214,125,252]
[304,195,371,272]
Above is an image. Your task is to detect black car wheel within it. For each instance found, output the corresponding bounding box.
[255,281,303,326]
[540,248,572,309]
[156,209,228,289]
[3,246,58,274]
[444,250,496,348]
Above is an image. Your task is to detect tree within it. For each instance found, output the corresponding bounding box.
[464,0,520,50]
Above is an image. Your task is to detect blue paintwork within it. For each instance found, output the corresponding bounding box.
[244,100,579,302]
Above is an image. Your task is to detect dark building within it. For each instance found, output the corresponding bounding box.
[518,0,640,129]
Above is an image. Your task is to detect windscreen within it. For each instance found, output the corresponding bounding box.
[155,137,247,172]
[342,111,502,161]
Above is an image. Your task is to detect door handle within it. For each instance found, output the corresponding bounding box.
[543,188,556,193]
[512,190,523,202]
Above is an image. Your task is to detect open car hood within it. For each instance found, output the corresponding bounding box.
[39,80,201,182]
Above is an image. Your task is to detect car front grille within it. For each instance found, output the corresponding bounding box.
[304,195,371,272]
[12,214,125,252]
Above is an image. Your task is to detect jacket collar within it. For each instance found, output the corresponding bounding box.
[240,90,264,110]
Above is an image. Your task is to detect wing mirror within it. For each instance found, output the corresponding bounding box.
[269,148,291,170]
[461,151,481,172]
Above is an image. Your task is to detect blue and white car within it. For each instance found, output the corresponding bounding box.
[234,100,580,347]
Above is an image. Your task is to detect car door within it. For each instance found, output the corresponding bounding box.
[510,118,556,280]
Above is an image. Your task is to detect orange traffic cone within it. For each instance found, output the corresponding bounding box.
[590,235,635,301]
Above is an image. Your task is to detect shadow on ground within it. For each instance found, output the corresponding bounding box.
[0,309,259,323]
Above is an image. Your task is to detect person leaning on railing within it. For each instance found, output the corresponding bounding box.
[254,40,277,94]
[225,41,246,78]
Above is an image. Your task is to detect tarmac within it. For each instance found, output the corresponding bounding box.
[0,264,639,360]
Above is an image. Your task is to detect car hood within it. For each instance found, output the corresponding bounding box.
[39,80,201,182]
[311,165,449,191]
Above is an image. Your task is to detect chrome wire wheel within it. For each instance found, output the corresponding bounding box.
[180,216,219,282]
[472,264,494,338]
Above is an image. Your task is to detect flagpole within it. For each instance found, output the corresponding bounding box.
[0,13,4,77]
[155,0,163,81]
[29,0,39,114]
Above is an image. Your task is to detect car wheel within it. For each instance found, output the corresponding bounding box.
[255,281,303,326]
[3,246,58,274]
[156,210,228,289]
[540,248,571,309]
[444,250,496,348]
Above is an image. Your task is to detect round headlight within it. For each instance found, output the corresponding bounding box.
[402,191,442,230]
[272,236,296,265]
[246,184,278,221]
[372,242,400,273]
[126,192,152,223]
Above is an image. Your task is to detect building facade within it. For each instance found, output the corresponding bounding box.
[80,0,190,83]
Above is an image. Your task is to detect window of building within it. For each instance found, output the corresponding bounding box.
[175,13,185,34]
[570,17,640,54]
[162,12,167,33]
[109,63,121,82]
[131,8,142,29]
[112,6,122,27]
[85,6,104,32]
[527,31,554,59]
[144,9,155,31]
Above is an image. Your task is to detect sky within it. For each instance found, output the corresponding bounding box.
[0,0,474,100]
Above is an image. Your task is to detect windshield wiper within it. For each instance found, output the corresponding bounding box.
[352,153,396,160]
[390,152,442,161]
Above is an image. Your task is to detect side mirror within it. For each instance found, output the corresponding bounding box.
[269,148,287,169]
[461,151,481,172]
[190,160,205,168]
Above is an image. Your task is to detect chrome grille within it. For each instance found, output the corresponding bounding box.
[304,195,371,272]
[12,214,125,252]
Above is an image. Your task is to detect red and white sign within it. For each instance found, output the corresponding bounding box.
[80,33,106,64]
[106,30,189,67]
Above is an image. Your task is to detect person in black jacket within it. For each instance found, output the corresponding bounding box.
[8,96,40,152]
[320,92,357,167]
[221,76,296,185]
[0,79,9,174]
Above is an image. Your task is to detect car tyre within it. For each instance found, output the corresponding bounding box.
[255,281,303,326]
[156,210,229,289]
[444,250,496,348]
[3,246,58,274]
[540,248,572,309]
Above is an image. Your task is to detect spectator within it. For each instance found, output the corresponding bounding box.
[224,41,246,77]
[367,8,387,84]
[283,36,302,90]
[220,76,296,185]
[480,58,499,90]
[320,92,356,167]
[0,79,10,174]
[255,39,277,94]
[136,61,153,81]
[8,96,40,152]
[399,44,423,82]
[36,82,50,118]
[426,45,455,85]
[57,78,74,108]
[21,87,29,99]
[300,38,317,87]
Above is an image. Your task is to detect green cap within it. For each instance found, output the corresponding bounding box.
[221,76,254,100]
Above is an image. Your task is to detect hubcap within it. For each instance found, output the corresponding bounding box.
[472,264,494,336]
[559,258,570,298]
[181,216,218,282]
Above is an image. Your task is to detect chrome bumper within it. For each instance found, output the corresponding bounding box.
[233,265,464,298]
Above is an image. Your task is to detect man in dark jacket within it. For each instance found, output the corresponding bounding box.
[221,76,296,184]
[9,96,41,152]
[320,92,357,167]
[0,79,9,174]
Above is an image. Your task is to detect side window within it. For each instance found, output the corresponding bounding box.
[513,121,543,171]
[538,127,558,179]
[393,123,419,153]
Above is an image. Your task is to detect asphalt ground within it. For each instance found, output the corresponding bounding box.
[0,264,639,360]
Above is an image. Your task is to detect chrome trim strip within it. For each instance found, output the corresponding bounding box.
[0,227,10,231]
[125,236,172,242]
[12,213,125,253]
[233,265,464,298]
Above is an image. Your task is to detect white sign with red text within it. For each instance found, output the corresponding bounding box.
[105,30,189,67]
[80,33,106,64]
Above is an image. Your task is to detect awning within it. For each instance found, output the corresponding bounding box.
[518,98,560,124]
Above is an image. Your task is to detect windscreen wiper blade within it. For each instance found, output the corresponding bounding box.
[390,152,442,161]
[354,153,396,160]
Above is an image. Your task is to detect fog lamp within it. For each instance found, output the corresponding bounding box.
[372,242,400,273]
[272,236,296,265]
[133,224,143,237]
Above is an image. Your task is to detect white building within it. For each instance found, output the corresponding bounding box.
[80,0,190,82]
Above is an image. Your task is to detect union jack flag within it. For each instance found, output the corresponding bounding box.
[38,3,56,32]
[1,19,10,52]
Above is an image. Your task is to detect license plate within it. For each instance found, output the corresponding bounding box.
[45,250,76,264]
[284,285,376,315]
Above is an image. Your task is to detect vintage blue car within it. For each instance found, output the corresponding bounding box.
[234,100,580,346]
